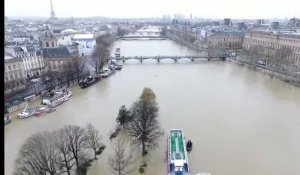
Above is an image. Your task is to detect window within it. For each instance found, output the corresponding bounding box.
[46,42,49,47]
[8,65,11,70]
[52,42,54,47]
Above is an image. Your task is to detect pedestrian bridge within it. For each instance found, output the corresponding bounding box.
[108,54,226,63]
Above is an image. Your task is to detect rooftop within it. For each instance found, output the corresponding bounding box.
[42,46,72,58]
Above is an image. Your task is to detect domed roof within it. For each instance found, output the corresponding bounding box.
[43,27,54,38]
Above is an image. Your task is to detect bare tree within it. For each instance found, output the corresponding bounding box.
[247,45,261,68]
[273,46,293,72]
[54,129,75,175]
[62,125,87,172]
[92,34,114,74]
[116,27,129,37]
[84,123,102,159]
[108,137,135,175]
[71,56,86,83]
[128,88,163,156]
[14,132,61,175]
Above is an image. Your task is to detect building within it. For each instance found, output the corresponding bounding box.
[5,45,45,79]
[243,30,300,65]
[237,22,247,30]
[287,18,300,28]
[4,56,26,95]
[39,27,58,48]
[40,28,80,73]
[271,22,280,29]
[73,33,96,56]
[42,46,78,73]
[206,30,244,49]
[224,18,231,26]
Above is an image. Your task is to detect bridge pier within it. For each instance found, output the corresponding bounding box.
[157,58,160,63]
[140,58,143,63]
[174,58,177,62]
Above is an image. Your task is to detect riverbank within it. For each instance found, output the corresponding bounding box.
[165,32,300,87]
[227,58,300,87]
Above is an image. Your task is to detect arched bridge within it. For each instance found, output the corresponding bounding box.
[108,54,226,63]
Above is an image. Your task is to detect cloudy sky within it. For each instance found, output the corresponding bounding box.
[5,0,300,19]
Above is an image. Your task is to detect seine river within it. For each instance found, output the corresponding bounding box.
[5,40,300,175]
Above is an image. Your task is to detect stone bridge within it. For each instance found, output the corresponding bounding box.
[108,54,226,63]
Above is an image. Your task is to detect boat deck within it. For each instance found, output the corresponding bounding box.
[168,129,190,175]
[170,129,186,160]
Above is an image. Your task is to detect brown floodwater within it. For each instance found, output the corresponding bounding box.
[5,40,300,175]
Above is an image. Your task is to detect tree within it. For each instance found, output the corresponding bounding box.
[84,123,102,159]
[14,132,61,175]
[161,26,168,37]
[128,88,163,156]
[116,105,132,128]
[117,27,128,37]
[92,34,114,74]
[62,125,87,172]
[71,57,86,83]
[273,46,293,72]
[247,45,261,68]
[108,138,135,175]
[54,129,75,175]
[139,87,156,101]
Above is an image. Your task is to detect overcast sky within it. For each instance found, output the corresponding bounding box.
[5,0,300,19]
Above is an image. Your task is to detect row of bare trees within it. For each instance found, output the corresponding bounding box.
[92,34,115,74]
[246,45,294,74]
[44,56,87,90]
[14,123,104,175]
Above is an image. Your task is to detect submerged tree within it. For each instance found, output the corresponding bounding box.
[14,132,61,175]
[62,125,87,172]
[84,123,102,159]
[116,105,132,128]
[54,130,75,175]
[14,124,105,175]
[108,137,135,175]
[128,88,163,156]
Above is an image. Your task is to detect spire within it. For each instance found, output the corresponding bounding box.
[50,0,54,12]
[49,0,58,22]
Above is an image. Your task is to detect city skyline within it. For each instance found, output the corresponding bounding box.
[5,0,300,19]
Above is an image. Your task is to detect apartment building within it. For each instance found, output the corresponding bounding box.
[206,30,244,49]
[243,30,300,65]
[4,56,26,94]
[5,45,45,79]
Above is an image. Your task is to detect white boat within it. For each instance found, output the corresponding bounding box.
[100,69,115,78]
[35,105,56,116]
[167,129,190,175]
[42,89,72,107]
[48,98,63,108]
[17,103,36,119]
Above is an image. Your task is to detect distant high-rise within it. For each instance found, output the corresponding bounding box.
[49,0,58,22]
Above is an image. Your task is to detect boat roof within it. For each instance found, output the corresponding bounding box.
[169,129,187,161]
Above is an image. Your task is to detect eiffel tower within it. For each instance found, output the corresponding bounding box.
[49,0,58,22]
